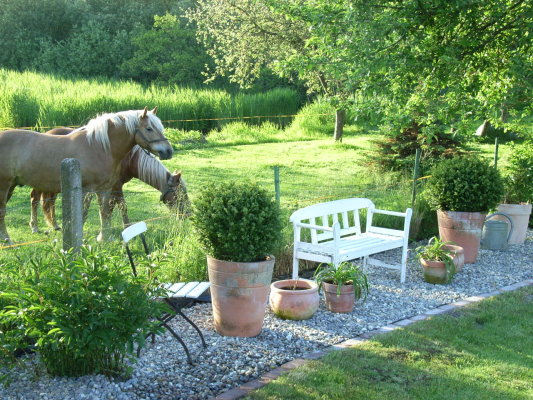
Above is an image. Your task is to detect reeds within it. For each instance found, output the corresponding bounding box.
[0,69,301,131]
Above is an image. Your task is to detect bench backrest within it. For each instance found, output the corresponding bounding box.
[290,198,375,243]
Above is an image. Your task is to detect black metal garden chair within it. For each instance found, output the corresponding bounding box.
[122,221,210,364]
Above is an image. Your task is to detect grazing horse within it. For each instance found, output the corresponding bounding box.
[0,107,172,244]
[29,128,190,232]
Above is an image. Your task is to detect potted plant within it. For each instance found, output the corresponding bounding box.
[415,237,464,284]
[192,181,282,337]
[314,262,369,313]
[496,141,532,244]
[269,278,319,320]
[423,156,504,263]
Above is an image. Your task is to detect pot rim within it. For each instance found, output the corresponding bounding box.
[271,279,318,294]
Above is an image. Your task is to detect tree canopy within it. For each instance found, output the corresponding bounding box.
[190,0,532,139]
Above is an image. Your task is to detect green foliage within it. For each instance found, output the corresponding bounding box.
[502,140,533,204]
[0,69,301,132]
[313,262,369,300]
[423,156,504,212]
[287,100,336,137]
[0,246,165,377]
[372,122,465,173]
[192,181,282,262]
[414,236,456,283]
[121,13,210,87]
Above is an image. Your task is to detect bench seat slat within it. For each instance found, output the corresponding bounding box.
[185,282,211,298]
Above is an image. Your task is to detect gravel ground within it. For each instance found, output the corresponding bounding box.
[2,232,532,400]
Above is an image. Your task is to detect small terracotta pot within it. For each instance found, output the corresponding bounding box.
[420,245,463,284]
[322,281,356,313]
[207,255,274,337]
[269,279,319,320]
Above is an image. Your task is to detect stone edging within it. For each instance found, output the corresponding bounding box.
[209,278,533,400]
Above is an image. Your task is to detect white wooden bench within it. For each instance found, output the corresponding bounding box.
[290,198,412,283]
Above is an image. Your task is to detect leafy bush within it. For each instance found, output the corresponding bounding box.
[423,156,504,212]
[287,100,335,137]
[192,181,282,262]
[502,140,533,204]
[0,246,165,377]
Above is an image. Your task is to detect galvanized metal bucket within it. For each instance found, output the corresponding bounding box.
[481,213,513,251]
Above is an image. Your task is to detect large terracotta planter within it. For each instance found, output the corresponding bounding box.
[420,244,463,284]
[322,281,356,313]
[269,279,319,320]
[207,255,275,337]
[495,204,532,245]
[437,210,486,264]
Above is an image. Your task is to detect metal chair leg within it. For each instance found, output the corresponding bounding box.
[177,309,207,348]
[159,319,193,365]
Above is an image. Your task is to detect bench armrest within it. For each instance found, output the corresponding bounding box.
[294,222,334,232]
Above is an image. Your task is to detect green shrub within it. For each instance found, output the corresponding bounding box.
[502,140,533,204]
[423,157,504,212]
[192,181,282,262]
[0,246,165,377]
[287,100,335,137]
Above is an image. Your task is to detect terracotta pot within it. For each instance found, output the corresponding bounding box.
[207,255,275,337]
[443,244,464,272]
[495,204,532,245]
[420,247,461,284]
[437,210,486,263]
[269,279,319,320]
[322,281,356,313]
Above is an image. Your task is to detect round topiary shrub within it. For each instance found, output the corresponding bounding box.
[423,156,504,212]
[192,181,282,262]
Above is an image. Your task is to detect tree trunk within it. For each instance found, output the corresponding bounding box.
[334,109,346,142]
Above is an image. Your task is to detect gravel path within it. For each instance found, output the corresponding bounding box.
[2,232,532,400]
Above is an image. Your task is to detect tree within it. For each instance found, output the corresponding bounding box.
[121,13,210,86]
[187,0,350,140]
[189,0,532,141]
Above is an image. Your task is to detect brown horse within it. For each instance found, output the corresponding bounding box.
[30,128,190,233]
[0,107,172,244]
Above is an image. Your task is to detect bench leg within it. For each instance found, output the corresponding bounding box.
[292,254,299,279]
[400,243,408,283]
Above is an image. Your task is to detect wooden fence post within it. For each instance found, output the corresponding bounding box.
[61,158,83,252]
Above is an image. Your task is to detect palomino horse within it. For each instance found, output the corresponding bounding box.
[29,128,190,232]
[0,107,172,244]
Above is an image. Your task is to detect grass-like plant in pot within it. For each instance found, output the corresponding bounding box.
[192,180,282,337]
[415,236,463,284]
[314,262,369,313]
[497,141,533,244]
[423,156,504,263]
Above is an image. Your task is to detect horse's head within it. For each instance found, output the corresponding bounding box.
[134,107,173,160]
[160,171,191,218]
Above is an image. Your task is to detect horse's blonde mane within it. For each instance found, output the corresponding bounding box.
[74,110,164,152]
[131,146,187,194]
[132,146,169,191]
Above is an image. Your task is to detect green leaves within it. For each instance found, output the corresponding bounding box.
[192,181,282,262]
[314,262,370,300]
[0,246,164,377]
[423,156,504,212]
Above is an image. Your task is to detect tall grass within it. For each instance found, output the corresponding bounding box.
[0,69,301,132]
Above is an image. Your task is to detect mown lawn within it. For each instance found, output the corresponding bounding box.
[246,286,533,400]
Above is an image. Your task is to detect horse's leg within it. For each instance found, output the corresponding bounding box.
[30,189,41,233]
[42,193,60,231]
[96,191,112,242]
[0,187,13,244]
[112,186,129,227]
[82,191,94,223]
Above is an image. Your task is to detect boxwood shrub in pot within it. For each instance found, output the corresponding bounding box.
[423,156,504,263]
[192,181,282,337]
